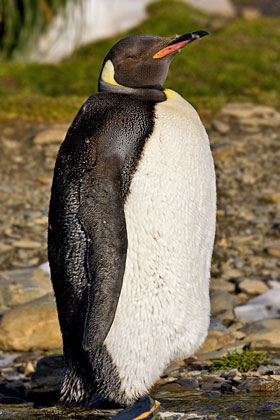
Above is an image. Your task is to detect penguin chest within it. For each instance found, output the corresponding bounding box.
[104,90,216,400]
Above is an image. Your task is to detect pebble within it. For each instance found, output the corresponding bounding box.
[238,279,269,295]
[242,318,280,349]
[210,279,235,293]
[212,119,231,134]
[0,293,62,351]
[196,329,234,355]
[266,246,280,259]
[221,103,280,127]
[234,288,280,323]
[0,267,52,310]
[33,126,68,145]
[210,291,240,316]
[12,240,42,250]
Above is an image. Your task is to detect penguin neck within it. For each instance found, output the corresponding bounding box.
[98,60,166,102]
[98,78,166,102]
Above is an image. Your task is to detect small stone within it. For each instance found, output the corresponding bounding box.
[25,361,35,375]
[222,269,243,280]
[216,309,235,325]
[190,360,213,370]
[210,279,235,293]
[38,176,52,185]
[0,353,20,368]
[234,288,280,323]
[0,244,12,254]
[221,103,280,127]
[196,330,234,355]
[238,377,280,393]
[264,193,280,204]
[0,293,62,351]
[242,318,280,349]
[212,119,230,134]
[211,291,240,316]
[266,246,280,259]
[12,240,42,249]
[228,322,244,333]
[235,293,248,303]
[231,330,246,340]
[33,126,68,145]
[34,216,48,225]
[0,268,52,308]
[270,375,280,381]
[239,279,269,295]
[175,378,199,390]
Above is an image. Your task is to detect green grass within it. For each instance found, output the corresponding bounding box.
[210,349,271,372]
[0,0,280,120]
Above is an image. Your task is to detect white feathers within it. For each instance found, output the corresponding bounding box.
[104,89,216,402]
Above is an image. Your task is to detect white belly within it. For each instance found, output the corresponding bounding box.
[104,90,216,402]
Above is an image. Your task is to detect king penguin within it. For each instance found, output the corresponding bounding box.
[48,31,216,417]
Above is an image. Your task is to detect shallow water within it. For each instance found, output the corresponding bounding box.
[1,391,280,419]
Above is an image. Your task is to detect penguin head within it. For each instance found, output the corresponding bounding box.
[98,31,208,94]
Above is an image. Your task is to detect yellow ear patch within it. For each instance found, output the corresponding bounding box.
[100,60,122,87]
[164,88,178,99]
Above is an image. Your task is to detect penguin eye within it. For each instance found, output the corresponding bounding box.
[126,54,137,60]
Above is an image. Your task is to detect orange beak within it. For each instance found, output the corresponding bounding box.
[153,30,209,59]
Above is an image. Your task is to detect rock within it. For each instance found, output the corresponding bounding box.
[0,268,52,309]
[216,310,235,326]
[221,269,243,281]
[190,360,213,370]
[263,193,280,204]
[39,262,50,275]
[183,0,236,18]
[238,377,280,393]
[266,246,280,259]
[235,293,248,304]
[0,353,20,368]
[0,293,62,351]
[242,319,280,349]
[12,240,42,249]
[234,288,280,323]
[228,322,244,333]
[210,279,235,293]
[198,345,245,363]
[25,361,35,375]
[209,317,228,333]
[196,330,234,355]
[175,378,199,390]
[239,279,269,296]
[31,355,65,389]
[30,354,65,405]
[221,103,280,127]
[0,243,12,253]
[155,411,236,420]
[212,119,230,134]
[212,143,232,161]
[33,126,69,145]
[211,291,240,316]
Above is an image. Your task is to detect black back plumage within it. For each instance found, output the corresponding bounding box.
[48,92,156,406]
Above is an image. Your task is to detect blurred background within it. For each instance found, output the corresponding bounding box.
[0,0,280,118]
[0,1,280,417]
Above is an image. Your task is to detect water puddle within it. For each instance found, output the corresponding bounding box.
[1,391,280,419]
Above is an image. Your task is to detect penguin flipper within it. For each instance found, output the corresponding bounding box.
[78,158,127,351]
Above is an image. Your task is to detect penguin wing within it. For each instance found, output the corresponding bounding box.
[79,157,127,351]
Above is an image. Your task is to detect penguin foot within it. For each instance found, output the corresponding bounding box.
[111,396,160,420]
[89,394,124,409]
